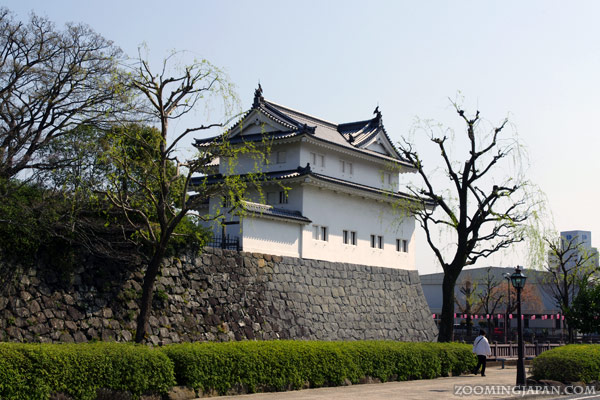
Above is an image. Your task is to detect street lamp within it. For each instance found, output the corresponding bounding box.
[502,272,512,344]
[510,266,527,387]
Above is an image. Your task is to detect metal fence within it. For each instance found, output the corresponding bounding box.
[488,342,563,359]
[206,235,240,251]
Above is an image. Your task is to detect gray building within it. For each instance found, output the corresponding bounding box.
[420,266,564,340]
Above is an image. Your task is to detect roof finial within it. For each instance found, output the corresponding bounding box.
[373,105,382,125]
[253,82,264,108]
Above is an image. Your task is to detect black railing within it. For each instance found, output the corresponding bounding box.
[206,235,240,251]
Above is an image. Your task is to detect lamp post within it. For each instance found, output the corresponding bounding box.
[502,272,511,344]
[510,266,527,387]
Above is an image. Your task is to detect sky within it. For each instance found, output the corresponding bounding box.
[5,1,600,274]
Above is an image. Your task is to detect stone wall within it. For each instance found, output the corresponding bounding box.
[0,248,438,344]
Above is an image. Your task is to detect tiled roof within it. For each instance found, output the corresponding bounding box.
[190,168,304,187]
[195,130,298,146]
[191,165,431,206]
[194,87,410,167]
[240,201,312,223]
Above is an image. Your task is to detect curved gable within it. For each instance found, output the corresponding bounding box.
[229,109,293,137]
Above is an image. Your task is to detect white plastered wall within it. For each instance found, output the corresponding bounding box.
[299,141,403,191]
[241,217,302,257]
[300,185,416,270]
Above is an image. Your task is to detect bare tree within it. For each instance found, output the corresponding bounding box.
[102,51,266,343]
[475,267,505,341]
[0,8,128,182]
[454,276,481,338]
[543,234,599,342]
[476,268,505,315]
[398,103,537,342]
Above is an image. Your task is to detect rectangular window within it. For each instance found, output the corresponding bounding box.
[377,235,383,249]
[343,230,357,245]
[313,225,328,241]
[276,151,286,164]
[384,172,391,184]
[310,152,325,167]
[321,226,328,241]
[340,159,354,175]
[279,191,288,204]
[370,234,376,248]
[397,239,409,252]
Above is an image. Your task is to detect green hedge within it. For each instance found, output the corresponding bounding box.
[0,342,175,400]
[161,341,476,395]
[0,341,476,398]
[531,344,600,383]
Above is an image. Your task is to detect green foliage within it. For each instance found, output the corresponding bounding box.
[165,216,210,257]
[0,179,76,269]
[161,341,476,395]
[531,344,600,383]
[0,341,476,398]
[36,125,112,194]
[0,342,175,400]
[101,123,213,259]
[102,124,178,222]
[0,345,33,399]
[0,177,148,276]
[565,281,600,334]
[0,126,205,271]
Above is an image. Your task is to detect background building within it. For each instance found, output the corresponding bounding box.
[548,230,599,271]
[420,266,564,342]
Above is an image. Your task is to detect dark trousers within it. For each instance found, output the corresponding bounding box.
[474,355,487,375]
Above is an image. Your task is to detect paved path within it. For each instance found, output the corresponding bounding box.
[212,366,561,400]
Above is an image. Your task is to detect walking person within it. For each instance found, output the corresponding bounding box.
[472,329,492,376]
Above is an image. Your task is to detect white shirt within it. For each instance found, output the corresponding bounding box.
[472,335,492,356]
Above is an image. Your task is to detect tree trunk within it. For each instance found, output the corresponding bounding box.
[439,272,459,342]
[134,251,164,343]
[568,325,574,344]
[466,306,472,339]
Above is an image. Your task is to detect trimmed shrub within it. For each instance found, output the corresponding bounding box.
[161,340,476,395]
[0,340,475,398]
[531,344,600,383]
[0,342,175,400]
[0,344,37,398]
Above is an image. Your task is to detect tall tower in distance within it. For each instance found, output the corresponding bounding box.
[557,230,599,269]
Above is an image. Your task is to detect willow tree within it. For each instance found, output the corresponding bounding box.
[398,103,537,342]
[102,51,266,343]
